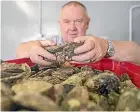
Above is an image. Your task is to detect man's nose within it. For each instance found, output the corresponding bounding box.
[69,22,77,31]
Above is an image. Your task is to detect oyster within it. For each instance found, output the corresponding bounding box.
[44,76,63,84]
[116,87,140,111]
[62,75,83,86]
[1,63,31,86]
[61,86,89,111]
[74,65,102,75]
[120,74,136,89]
[74,71,94,83]
[1,94,14,111]
[13,92,60,111]
[52,67,74,81]
[1,82,15,111]
[45,42,83,65]
[0,62,31,73]
[89,92,101,104]
[11,80,53,96]
[63,84,75,95]
[87,101,103,111]
[1,82,14,96]
[80,66,93,72]
[85,72,120,95]
[98,91,120,111]
[1,54,139,111]
[30,69,53,78]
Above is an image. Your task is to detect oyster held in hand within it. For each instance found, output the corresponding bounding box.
[45,42,83,65]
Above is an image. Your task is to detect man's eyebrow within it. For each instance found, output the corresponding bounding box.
[63,19,83,21]
[62,19,70,21]
[76,19,83,21]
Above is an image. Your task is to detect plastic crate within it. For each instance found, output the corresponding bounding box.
[5,58,140,88]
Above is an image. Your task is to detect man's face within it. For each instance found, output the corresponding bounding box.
[59,5,90,42]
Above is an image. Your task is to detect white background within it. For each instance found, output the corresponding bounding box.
[1,1,140,60]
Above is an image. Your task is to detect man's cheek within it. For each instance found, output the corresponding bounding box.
[63,26,68,33]
[78,28,85,36]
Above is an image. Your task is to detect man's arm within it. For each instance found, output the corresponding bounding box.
[72,36,140,65]
[16,40,56,66]
[110,41,140,65]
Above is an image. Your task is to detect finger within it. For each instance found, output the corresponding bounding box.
[91,57,102,63]
[90,57,97,63]
[40,40,56,46]
[74,41,95,54]
[70,60,91,64]
[74,36,87,43]
[37,47,56,60]
[30,55,52,66]
[37,56,53,66]
[64,61,71,67]
[72,49,96,62]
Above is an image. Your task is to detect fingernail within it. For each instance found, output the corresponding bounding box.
[71,56,75,60]
[74,49,78,54]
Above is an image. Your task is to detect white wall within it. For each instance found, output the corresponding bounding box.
[1,1,140,60]
[1,1,40,60]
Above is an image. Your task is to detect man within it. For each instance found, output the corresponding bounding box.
[16,1,140,65]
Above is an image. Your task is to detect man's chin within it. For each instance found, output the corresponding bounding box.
[68,35,78,38]
[64,38,74,43]
[64,35,78,42]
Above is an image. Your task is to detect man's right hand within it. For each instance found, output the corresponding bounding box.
[16,40,56,66]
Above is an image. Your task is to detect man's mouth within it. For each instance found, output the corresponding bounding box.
[69,34,77,38]
[70,34,77,35]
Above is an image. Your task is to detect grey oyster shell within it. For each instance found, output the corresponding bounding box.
[44,42,83,65]
[85,72,120,95]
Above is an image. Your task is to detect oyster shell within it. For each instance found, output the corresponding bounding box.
[13,92,60,111]
[85,72,120,95]
[0,62,31,73]
[1,54,139,111]
[74,71,94,83]
[30,69,53,78]
[43,75,62,84]
[11,80,53,96]
[45,42,83,65]
[98,91,120,111]
[116,87,140,111]
[1,63,31,86]
[62,75,83,86]
[52,67,74,81]
[1,82,14,111]
[61,86,89,111]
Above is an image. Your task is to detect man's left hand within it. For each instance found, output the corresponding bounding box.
[72,36,108,63]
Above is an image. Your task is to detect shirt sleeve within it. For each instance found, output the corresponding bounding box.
[42,35,63,45]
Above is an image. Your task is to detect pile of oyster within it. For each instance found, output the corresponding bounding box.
[1,42,140,111]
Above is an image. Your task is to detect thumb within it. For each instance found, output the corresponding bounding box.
[40,40,56,46]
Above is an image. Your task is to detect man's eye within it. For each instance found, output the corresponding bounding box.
[76,20,83,24]
[77,20,83,22]
[64,21,69,23]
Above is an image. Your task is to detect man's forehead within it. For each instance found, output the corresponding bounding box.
[60,5,87,19]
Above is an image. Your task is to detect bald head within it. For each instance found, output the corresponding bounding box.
[62,1,87,12]
[60,1,89,18]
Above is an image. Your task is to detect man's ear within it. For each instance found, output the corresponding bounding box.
[87,18,90,25]
[86,18,90,29]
